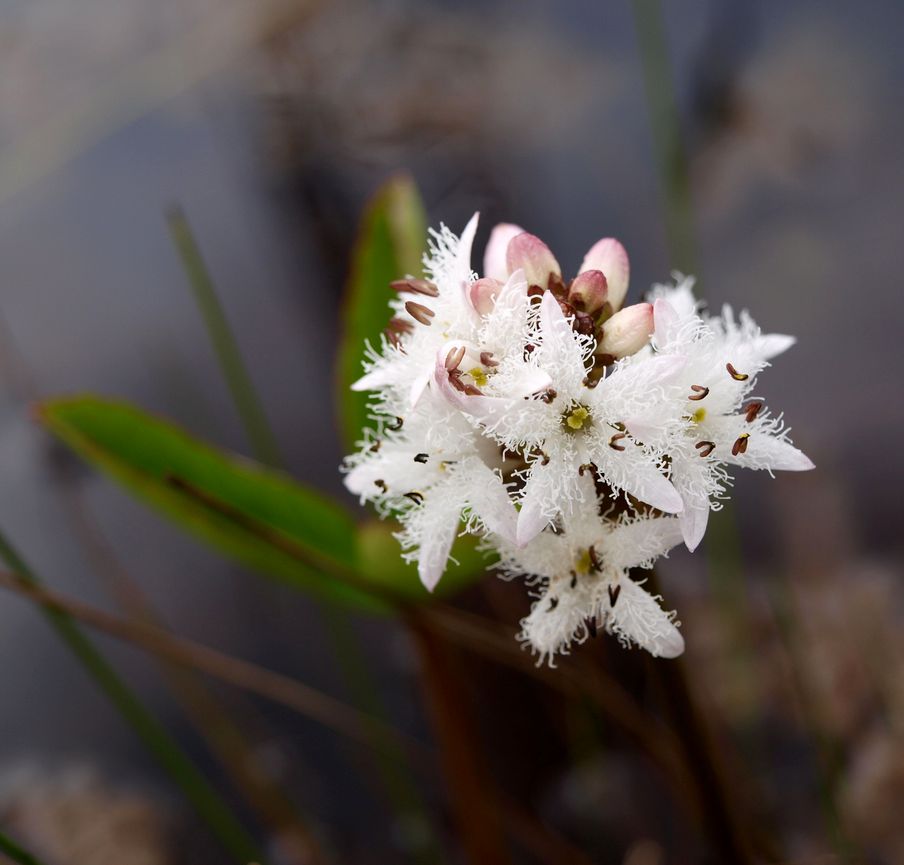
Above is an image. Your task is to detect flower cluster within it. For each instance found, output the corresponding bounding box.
[343,215,813,662]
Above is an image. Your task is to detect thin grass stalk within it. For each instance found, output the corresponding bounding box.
[0,829,48,865]
[0,531,263,865]
[166,210,443,863]
[165,206,283,468]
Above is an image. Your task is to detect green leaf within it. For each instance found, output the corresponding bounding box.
[39,395,393,611]
[336,175,427,450]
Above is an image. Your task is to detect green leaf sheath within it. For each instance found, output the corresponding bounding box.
[336,174,427,451]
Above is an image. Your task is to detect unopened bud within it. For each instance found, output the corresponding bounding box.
[595,303,653,358]
[483,223,524,281]
[579,238,629,310]
[469,277,504,315]
[506,233,561,289]
[567,269,608,315]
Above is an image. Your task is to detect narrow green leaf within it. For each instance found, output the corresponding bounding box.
[38,395,460,610]
[0,530,263,865]
[336,175,427,450]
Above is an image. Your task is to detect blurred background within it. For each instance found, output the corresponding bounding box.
[0,0,902,863]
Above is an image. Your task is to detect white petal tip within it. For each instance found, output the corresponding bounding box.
[655,631,685,659]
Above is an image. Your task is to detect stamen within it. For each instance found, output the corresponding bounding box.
[479,351,498,367]
[744,401,763,422]
[413,453,429,464]
[689,385,709,401]
[731,433,750,456]
[547,596,559,611]
[405,301,435,326]
[588,545,601,573]
[387,416,403,431]
[445,345,466,370]
[578,462,597,476]
[375,479,387,492]
[390,278,439,297]
[695,440,716,457]
[404,491,425,505]
[539,388,557,404]
[726,362,749,381]
[608,584,621,607]
[608,432,627,451]
[540,451,550,466]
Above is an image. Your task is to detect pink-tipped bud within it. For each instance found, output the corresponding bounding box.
[506,232,561,289]
[596,303,653,358]
[579,238,630,310]
[567,269,608,315]
[469,277,504,315]
[483,223,524,281]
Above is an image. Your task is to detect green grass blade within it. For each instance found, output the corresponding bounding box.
[0,529,263,864]
[166,205,283,468]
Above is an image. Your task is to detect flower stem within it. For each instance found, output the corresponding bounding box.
[0,529,264,865]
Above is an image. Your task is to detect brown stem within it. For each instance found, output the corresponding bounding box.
[407,617,513,865]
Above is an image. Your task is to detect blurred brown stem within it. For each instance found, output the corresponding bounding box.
[407,617,513,865]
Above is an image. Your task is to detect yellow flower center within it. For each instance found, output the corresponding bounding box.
[691,407,706,424]
[564,405,591,431]
[467,367,489,388]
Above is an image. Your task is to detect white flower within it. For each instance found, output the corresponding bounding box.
[472,292,687,545]
[651,277,815,551]
[344,390,517,590]
[343,214,814,662]
[497,477,685,663]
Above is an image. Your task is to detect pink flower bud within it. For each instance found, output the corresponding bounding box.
[579,238,630,310]
[567,269,608,315]
[506,232,561,289]
[483,223,524,281]
[596,302,653,358]
[469,277,504,315]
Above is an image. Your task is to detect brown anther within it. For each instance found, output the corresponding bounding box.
[608,433,627,451]
[744,401,763,423]
[540,451,550,466]
[538,387,558,404]
[368,440,381,453]
[569,571,578,589]
[731,433,750,456]
[387,416,403,431]
[588,545,601,573]
[405,301,435,326]
[480,351,499,367]
[404,491,425,505]
[578,463,597,476]
[695,440,716,457]
[608,584,622,607]
[445,345,466,370]
[726,362,749,381]
[689,385,709,401]
[448,371,483,396]
[387,317,413,334]
[374,479,387,492]
[547,596,559,611]
[390,278,438,297]
[413,453,429,464]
